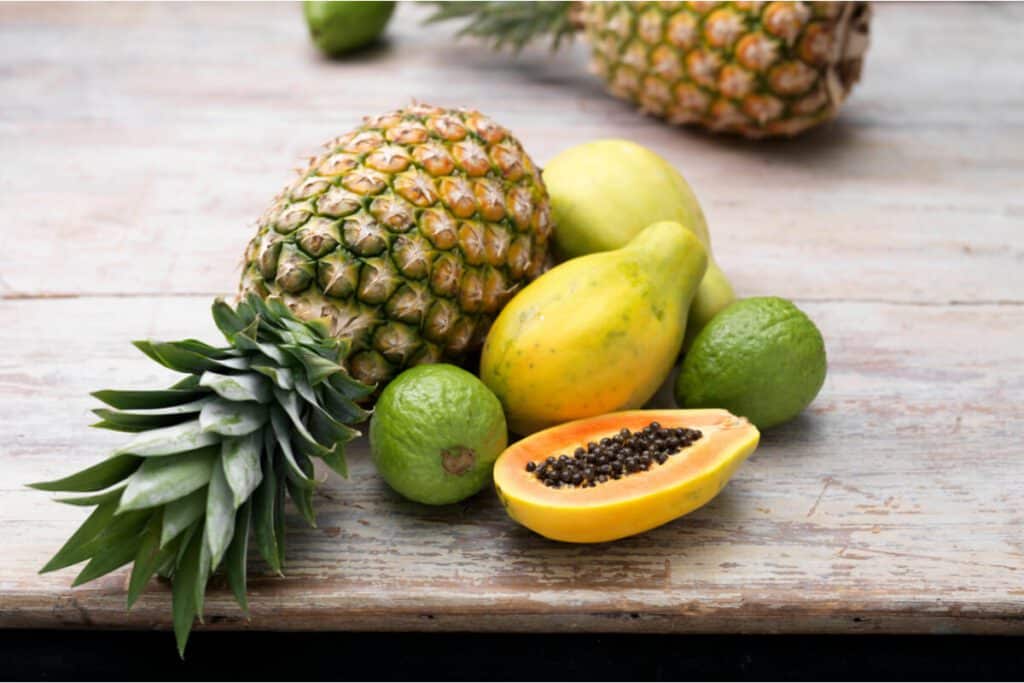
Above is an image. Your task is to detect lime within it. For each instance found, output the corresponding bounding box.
[369,364,508,505]
[304,1,395,57]
[675,297,827,429]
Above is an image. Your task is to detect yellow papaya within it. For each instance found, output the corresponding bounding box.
[542,139,735,347]
[493,409,760,543]
[481,221,706,435]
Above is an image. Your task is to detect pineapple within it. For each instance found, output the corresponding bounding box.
[34,105,551,655]
[240,103,553,385]
[427,1,872,138]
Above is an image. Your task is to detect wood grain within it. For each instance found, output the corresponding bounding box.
[0,3,1021,303]
[0,2,1022,635]
[1,295,1022,633]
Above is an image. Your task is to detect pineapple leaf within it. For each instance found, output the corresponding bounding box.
[225,499,252,613]
[161,487,206,548]
[92,388,207,410]
[127,514,164,609]
[285,475,317,528]
[204,458,236,570]
[195,526,212,622]
[119,448,217,512]
[56,483,128,506]
[198,399,268,437]
[172,529,203,658]
[211,298,248,340]
[320,381,371,423]
[114,420,219,457]
[221,433,263,508]
[36,295,373,656]
[43,507,150,574]
[39,498,121,573]
[199,371,273,404]
[73,523,149,586]
[269,407,318,488]
[29,453,141,492]
[280,344,343,385]
[253,452,282,575]
[92,398,213,432]
[251,364,294,390]
[273,389,330,458]
[424,1,577,53]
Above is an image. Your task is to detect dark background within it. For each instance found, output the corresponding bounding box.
[3,631,1022,680]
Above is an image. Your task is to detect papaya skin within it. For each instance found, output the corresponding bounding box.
[542,139,735,346]
[480,221,706,435]
[493,409,760,543]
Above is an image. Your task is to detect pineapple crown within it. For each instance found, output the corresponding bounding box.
[424,1,580,53]
[31,294,372,656]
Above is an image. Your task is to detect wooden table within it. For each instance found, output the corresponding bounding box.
[2,2,1022,636]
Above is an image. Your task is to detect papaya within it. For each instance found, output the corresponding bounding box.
[481,221,707,435]
[542,139,735,348]
[493,409,760,543]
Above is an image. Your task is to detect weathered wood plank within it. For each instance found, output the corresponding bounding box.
[0,3,1022,303]
[1,295,1021,633]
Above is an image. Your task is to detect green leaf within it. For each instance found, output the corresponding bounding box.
[252,453,282,575]
[175,338,240,360]
[119,448,217,512]
[235,332,288,366]
[134,340,249,375]
[225,499,252,613]
[92,388,207,410]
[320,381,371,423]
[40,497,120,573]
[114,420,219,457]
[199,399,268,437]
[127,513,165,609]
[195,526,212,622]
[273,389,330,457]
[199,371,273,404]
[282,345,343,386]
[42,506,150,574]
[251,365,294,390]
[319,443,348,479]
[73,516,151,586]
[172,528,203,658]
[285,474,316,528]
[55,483,127,506]
[212,298,247,341]
[92,398,213,432]
[274,466,286,571]
[161,487,206,547]
[221,433,263,508]
[29,453,141,493]
[204,459,236,571]
[328,371,374,400]
[269,407,317,488]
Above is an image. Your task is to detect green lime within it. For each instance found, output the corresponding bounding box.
[369,364,508,505]
[675,297,827,429]
[304,1,395,57]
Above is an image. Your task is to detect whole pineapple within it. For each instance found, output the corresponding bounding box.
[240,103,553,385]
[428,1,871,138]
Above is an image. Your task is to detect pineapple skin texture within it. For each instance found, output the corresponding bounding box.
[240,104,553,386]
[583,1,870,138]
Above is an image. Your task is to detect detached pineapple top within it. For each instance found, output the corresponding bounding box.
[428,2,872,138]
[241,104,553,386]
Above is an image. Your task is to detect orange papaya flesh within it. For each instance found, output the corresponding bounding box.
[493,409,759,543]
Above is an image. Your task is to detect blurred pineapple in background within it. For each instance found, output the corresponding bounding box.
[428,2,871,138]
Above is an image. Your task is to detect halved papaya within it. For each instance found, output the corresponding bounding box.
[493,409,759,543]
